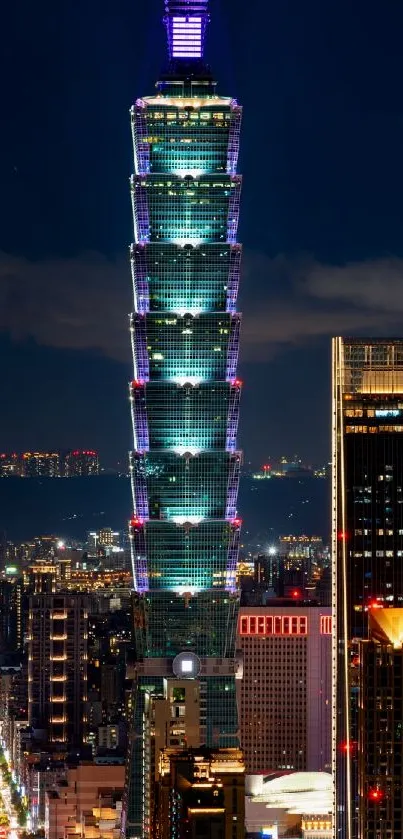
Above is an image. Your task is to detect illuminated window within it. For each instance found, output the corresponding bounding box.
[238,614,308,636]
[320,615,332,635]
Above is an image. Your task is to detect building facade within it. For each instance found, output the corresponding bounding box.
[155,748,245,839]
[64,450,99,476]
[0,578,23,651]
[123,2,243,838]
[22,452,60,477]
[332,338,403,838]
[238,606,332,774]
[45,762,125,839]
[358,608,403,839]
[28,593,89,746]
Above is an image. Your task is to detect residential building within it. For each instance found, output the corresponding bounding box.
[28,593,89,745]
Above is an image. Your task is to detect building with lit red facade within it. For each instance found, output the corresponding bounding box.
[238,605,332,774]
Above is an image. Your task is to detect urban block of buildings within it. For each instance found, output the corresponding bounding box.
[0,450,99,477]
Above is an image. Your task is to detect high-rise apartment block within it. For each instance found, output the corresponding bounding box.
[238,605,332,774]
[64,450,99,476]
[124,1,243,836]
[0,452,20,476]
[28,592,89,745]
[333,338,403,838]
[22,451,60,477]
[0,578,23,652]
[0,450,99,476]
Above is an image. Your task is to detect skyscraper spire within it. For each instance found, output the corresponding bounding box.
[164,0,210,61]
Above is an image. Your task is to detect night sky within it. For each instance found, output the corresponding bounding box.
[1,0,403,469]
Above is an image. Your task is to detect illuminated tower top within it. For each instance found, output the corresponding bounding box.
[164,0,210,61]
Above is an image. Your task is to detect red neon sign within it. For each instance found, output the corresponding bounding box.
[239,615,308,637]
[320,615,332,635]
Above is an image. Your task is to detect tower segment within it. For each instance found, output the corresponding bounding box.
[123,3,243,836]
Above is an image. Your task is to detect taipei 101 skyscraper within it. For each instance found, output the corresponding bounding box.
[124,2,243,835]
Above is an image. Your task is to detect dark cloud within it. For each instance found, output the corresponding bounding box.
[242,254,403,358]
[0,251,130,361]
[1,250,403,364]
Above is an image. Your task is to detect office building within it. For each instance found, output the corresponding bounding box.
[253,553,280,591]
[0,452,20,476]
[332,338,403,838]
[238,605,331,774]
[358,607,403,839]
[156,748,245,839]
[28,592,89,745]
[124,1,243,836]
[87,528,126,569]
[64,449,99,476]
[21,451,60,477]
[0,578,24,652]
[88,527,121,551]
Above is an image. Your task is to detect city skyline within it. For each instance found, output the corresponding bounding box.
[2,0,403,468]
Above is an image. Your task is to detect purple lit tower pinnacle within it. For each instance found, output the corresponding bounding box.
[122,1,244,836]
[164,0,210,59]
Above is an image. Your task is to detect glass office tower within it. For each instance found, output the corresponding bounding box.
[123,3,243,837]
[332,338,403,839]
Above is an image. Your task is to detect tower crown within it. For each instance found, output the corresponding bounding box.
[164,0,210,61]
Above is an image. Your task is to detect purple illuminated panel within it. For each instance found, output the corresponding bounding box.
[225,385,241,452]
[172,17,202,57]
[131,315,150,381]
[130,454,149,519]
[226,525,240,593]
[226,108,242,175]
[130,383,150,452]
[131,524,149,593]
[131,177,150,243]
[131,244,150,316]
[164,0,209,61]
[227,177,242,244]
[226,246,241,313]
[226,316,241,381]
[131,103,150,175]
[225,455,241,519]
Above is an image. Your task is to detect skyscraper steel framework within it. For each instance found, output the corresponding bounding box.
[122,2,243,836]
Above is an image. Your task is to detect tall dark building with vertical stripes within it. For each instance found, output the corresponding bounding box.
[333,338,403,839]
[123,3,243,837]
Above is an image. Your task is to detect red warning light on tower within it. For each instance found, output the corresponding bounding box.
[368,787,384,803]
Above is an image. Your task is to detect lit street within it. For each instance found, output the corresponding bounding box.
[0,772,21,839]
